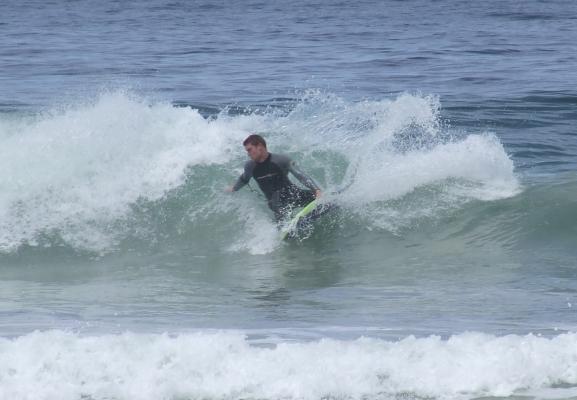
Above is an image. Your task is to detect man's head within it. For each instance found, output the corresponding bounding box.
[243,134,268,162]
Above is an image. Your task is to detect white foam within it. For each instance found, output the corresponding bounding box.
[1,330,577,400]
[341,133,520,205]
[0,91,252,253]
[227,204,281,255]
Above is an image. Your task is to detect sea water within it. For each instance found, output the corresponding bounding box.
[1,1,577,399]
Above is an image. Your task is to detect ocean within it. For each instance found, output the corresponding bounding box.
[1,0,577,399]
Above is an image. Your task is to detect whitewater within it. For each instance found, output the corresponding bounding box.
[2,331,577,400]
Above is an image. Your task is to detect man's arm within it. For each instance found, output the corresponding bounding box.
[228,161,254,192]
[288,161,321,192]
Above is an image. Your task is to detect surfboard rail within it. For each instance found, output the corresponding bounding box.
[280,200,316,240]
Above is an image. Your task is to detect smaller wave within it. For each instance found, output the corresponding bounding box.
[1,330,577,400]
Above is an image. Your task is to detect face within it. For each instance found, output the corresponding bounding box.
[244,143,267,162]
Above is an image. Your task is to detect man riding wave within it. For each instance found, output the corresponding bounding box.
[227,134,322,222]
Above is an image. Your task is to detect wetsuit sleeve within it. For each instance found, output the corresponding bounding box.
[232,161,254,191]
[288,161,320,191]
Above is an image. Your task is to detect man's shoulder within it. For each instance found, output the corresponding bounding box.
[241,160,256,178]
[270,153,292,167]
[243,160,256,169]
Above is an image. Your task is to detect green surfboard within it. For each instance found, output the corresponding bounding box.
[280,199,320,241]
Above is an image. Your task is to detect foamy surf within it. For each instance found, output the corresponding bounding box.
[0,91,248,253]
[1,330,577,400]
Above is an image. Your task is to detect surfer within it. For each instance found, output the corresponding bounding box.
[226,134,322,222]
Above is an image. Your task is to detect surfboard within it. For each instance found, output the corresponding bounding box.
[280,199,334,240]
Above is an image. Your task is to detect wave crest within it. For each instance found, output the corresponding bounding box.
[0,90,521,255]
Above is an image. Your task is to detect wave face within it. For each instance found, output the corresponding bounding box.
[2,330,577,400]
[0,91,524,256]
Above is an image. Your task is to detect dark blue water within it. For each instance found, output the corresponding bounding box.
[2,1,576,101]
[1,1,577,399]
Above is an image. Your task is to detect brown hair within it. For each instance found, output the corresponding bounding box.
[243,134,267,148]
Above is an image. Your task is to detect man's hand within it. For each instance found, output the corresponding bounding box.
[314,190,322,198]
[225,186,234,193]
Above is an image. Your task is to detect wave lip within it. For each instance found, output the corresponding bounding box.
[1,330,577,400]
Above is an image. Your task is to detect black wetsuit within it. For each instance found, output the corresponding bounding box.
[232,153,320,222]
